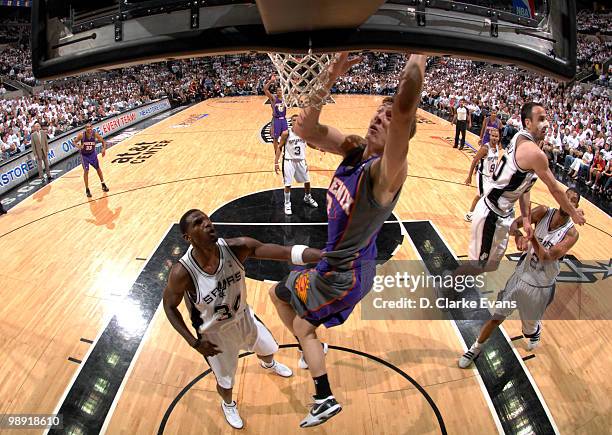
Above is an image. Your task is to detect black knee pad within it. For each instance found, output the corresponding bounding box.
[275,280,292,303]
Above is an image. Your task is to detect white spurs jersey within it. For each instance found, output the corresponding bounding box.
[484,131,539,216]
[477,142,500,178]
[179,238,247,334]
[516,208,574,287]
[284,129,307,160]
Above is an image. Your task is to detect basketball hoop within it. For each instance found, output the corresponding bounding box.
[267,52,334,109]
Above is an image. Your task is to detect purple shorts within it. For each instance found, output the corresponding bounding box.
[272,117,288,140]
[81,152,100,171]
[276,264,375,328]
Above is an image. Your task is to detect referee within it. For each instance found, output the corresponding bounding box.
[452,99,471,150]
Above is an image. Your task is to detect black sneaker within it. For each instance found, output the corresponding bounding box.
[86,188,92,198]
[453,144,458,148]
[101,183,109,192]
[299,395,342,428]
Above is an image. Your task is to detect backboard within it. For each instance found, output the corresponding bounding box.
[32,0,576,80]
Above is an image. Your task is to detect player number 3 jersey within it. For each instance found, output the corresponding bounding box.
[284,129,307,160]
[179,238,247,334]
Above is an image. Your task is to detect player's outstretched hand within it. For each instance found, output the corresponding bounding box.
[102,149,106,158]
[328,53,362,81]
[194,339,220,357]
[464,176,471,186]
[274,162,280,175]
[571,208,586,225]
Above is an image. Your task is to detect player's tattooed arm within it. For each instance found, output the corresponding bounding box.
[227,237,322,264]
[372,54,426,205]
[163,264,220,356]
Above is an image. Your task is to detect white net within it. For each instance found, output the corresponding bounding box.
[267,52,335,109]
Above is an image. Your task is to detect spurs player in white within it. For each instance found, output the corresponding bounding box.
[467,102,585,274]
[163,209,321,429]
[459,188,580,368]
[275,114,318,215]
[464,128,501,222]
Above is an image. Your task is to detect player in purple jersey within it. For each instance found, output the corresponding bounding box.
[479,107,502,146]
[264,75,288,158]
[73,123,109,198]
[268,53,427,427]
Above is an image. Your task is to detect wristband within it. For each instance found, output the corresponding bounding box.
[291,245,308,265]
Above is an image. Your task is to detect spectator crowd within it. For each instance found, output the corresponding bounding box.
[577,10,612,35]
[421,56,612,201]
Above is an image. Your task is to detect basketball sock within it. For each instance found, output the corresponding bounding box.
[284,191,290,204]
[262,360,275,368]
[294,336,303,351]
[313,374,332,400]
[472,340,482,349]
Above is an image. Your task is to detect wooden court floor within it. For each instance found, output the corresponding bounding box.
[0,95,610,434]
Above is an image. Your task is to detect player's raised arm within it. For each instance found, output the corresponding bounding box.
[371,54,426,205]
[293,53,361,157]
[227,237,322,264]
[263,75,275,101]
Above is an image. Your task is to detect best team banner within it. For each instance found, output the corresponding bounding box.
[0,99,171,194]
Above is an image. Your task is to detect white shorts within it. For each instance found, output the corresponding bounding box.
[282,159,310,186]
[475,172,488,197]
[199,307,278,389]
[469,198,513,267]
[493,271,555,335]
